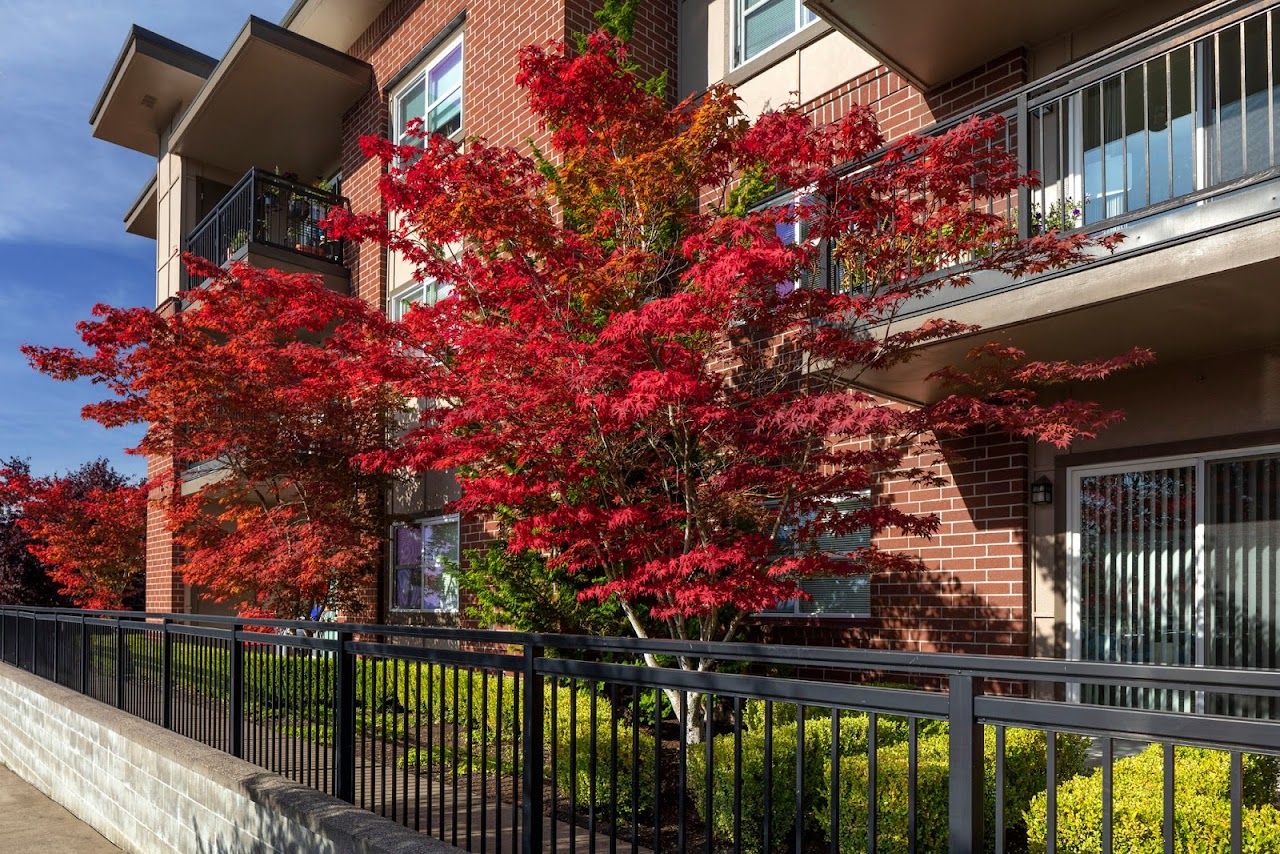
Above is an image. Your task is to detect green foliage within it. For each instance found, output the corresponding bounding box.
[547,683,655,819]
[723,163,778,218]
[690,705,1089,853]
[593,0,636,42]
[1026,745,1280,854]
[456,546,627,635]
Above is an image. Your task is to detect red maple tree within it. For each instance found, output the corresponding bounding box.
[24,261,399,618]
[0,459,145,609]
[325,29,1152,655]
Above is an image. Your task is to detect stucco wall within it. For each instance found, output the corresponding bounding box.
[0,662,455,854]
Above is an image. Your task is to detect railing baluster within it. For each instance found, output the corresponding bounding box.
[949,674,984,854]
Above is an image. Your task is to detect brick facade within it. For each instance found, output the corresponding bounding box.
[142,0,1034,653]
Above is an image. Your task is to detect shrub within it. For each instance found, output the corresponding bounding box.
[820,726,1089,853]
[689,705,1089,854]
[547,683,655,820]
[1026,745,1280,854]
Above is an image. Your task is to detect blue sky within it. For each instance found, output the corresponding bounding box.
[0,1,291,478]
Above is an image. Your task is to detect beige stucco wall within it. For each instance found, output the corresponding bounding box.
[1028,0,1203,81]
[678,0,877,118]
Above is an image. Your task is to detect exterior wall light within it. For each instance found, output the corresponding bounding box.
[1030,476,1054,505]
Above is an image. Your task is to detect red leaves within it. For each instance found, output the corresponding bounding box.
[333,29,1152,640]
[0,463,144,609]
[24,260,398,618]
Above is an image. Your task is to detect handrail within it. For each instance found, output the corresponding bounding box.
[11,604,1280,696]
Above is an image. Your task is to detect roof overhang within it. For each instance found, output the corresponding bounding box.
[124,174,158,239]
[280,0,390,51]
[168,16,372,180]
[805,0,1137,88]
[90,26,217,156]
[856,215,1280,404]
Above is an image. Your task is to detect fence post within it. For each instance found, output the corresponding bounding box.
[161,618,173,730]
[334,629,356,803]
[79,615,88,695]
[114,619,125,709]
[521,643,545,854]
[1015,91,1030,240]
[229,622,244,757]
[949,673,985,854]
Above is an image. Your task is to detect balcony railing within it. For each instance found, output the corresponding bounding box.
[184,168,346,281]
[808,1,1280,302]
[7,605,1280,852]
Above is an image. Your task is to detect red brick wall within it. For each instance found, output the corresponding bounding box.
[801,50,1029,144]
[340,0,676,623]
[757,431,1030,656]
[144,454,183,614]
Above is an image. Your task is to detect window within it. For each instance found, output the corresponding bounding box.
[733,0,818,68]
[390,514,460,612]
[392,35,463,148]
[763,494,872,617]
[388,278,452,321]
[1068,446,1280,714]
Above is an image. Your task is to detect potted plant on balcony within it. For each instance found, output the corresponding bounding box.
[226,228,248,260]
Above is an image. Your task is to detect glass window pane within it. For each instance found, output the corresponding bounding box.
[1244,14,1270,173]
[741,0,793,62]
[396,78,425,139]
[1169,46,1195,197]
[1102,75,1125,219]
[1206,453,1280,717]
[428,44,462,102]
[1124,67,1148,211]
[428,95,462,138]
[421,518,460,611]
[395,525,422,566]
[1211,29,1245,182]
[1147,56,1171,204]
[1078,465,1196,710]
[1082,84,1105,223]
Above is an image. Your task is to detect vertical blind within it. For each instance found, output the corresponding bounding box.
[1076,450,1280,714]
[1078,465,1196,709]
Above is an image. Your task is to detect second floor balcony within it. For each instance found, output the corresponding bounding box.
[183,168,349,292]
[837,0,1280,402]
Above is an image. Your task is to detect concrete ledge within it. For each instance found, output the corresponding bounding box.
[0,662,460,854]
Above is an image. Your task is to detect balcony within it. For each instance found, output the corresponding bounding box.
[183,168,349,292]
[847,0,1280,402]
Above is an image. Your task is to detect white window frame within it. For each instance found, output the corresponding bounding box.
[388,277,451,321]
[391,33,464,146]
[389,512,461,614]
[1064,441,1280,703]
[732,0,819,69]
[759,491,872,619]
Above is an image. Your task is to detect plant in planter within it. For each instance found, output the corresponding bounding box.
[226,228,249,259]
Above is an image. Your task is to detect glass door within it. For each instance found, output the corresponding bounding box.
[1070,460,1198,709]
[1070,447,1280,715]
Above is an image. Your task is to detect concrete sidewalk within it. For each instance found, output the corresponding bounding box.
[0,764,119,852]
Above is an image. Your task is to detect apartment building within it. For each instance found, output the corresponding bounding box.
[90,1,1280,678]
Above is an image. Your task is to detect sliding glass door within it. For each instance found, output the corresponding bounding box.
[1069,447,1280,714]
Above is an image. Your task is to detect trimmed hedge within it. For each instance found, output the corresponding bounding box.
[1026,745,1280,854]
[689,704,1088,854]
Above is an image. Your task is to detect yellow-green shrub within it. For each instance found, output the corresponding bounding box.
[1026,745,1280,854]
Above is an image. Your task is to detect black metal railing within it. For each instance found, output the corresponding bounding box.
[184,169,346,283]
[5,605,1280,852]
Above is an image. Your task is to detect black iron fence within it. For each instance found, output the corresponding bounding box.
[184,168,346,284]
[4,606,1280,853]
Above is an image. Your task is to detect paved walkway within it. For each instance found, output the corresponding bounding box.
[0,764,119,852]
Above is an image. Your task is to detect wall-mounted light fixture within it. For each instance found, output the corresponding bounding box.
[1030,475,1054,505]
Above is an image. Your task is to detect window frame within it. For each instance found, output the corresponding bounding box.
[391,32,464,148]
[731,0,819,70]
[389,512,461,614]
[387,277,450,321]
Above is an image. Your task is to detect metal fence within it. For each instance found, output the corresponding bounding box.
[4,606,1280,853]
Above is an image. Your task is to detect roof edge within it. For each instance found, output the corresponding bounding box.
[89,25,218,127]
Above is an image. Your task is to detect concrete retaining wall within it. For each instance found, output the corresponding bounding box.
[0,662,458,854]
